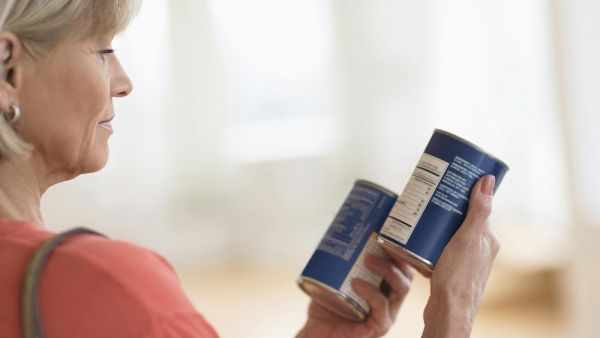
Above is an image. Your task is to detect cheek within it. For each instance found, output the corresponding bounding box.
[55,84,108,151]
[68,66,110,124]
[20,60,111,162]
[60,59,109,120]
[74,79,111,165]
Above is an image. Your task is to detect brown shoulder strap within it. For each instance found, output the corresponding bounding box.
[21,227,106,338]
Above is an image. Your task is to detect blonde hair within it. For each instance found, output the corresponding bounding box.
[0,0,140,159]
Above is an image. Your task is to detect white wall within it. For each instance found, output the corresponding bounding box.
[554,1,600,337]
[41,0,585,273]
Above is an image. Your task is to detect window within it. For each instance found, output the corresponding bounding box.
[208,0,339,164]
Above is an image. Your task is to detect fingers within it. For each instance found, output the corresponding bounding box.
[389,253,416,281]
[365,255,413,296]
[460,175,495,234]
[382,245,423,280]
[352,279,391,335]
[364,254,414,318]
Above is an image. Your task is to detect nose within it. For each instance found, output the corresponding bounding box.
[110,58,133,98]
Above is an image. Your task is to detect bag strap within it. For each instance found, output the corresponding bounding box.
[21,227,106,338]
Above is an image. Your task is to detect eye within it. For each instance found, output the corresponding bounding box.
[98,48,116,61]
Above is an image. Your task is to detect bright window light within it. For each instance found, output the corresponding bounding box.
[208,0,337,163]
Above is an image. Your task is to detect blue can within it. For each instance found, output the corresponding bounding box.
[298,180,398,321]
[378,129,509,276]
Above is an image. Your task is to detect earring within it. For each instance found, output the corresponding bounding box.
[3,103,20,124]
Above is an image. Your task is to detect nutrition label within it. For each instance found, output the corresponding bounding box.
[317,185,380,261]
[381,153,448,244]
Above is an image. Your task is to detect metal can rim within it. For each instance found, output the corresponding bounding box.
[433,129,510,171]
[378,236,435,275]
[297,276,368,321]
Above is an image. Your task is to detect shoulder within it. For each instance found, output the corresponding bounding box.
[58,231,179,283]
[47,231,187,309]
[39,230,217,337]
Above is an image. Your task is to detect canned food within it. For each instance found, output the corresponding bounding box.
[298,180,397,321]
[378,129,509,276]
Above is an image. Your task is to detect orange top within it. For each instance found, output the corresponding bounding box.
[0,220,219,338]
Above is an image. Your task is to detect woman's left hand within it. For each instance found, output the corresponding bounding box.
[296,253,415,338]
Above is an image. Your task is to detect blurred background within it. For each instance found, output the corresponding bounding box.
[42,0,599,337]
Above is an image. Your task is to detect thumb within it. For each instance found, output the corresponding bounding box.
[460,175,495,234]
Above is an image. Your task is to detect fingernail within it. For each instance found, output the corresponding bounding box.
[481,175,495,196]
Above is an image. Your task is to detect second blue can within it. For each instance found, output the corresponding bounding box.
[378,129,509,276]
[298,180,397,321]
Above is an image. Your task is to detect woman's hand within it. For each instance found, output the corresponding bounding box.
[422,175,501,338]
[296,255,415,338]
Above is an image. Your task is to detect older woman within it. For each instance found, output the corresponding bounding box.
[0,1,500,337]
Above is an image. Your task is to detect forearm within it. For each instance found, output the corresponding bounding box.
[421,291,476,338]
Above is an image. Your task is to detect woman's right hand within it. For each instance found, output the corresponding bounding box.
[422,175,501,338]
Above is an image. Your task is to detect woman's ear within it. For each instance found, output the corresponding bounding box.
[0,32,24,90]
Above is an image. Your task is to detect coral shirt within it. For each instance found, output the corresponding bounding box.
[0,220,218,338]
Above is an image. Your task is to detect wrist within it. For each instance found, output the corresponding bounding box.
[423,289,476,338]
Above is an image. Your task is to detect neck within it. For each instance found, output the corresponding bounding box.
[0,155,46,226]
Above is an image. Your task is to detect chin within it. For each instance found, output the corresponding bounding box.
[80,147,110,174]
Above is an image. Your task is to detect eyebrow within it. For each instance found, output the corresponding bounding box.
[94,36,113,47]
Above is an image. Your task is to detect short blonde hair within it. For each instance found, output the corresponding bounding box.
[0,0,140,159]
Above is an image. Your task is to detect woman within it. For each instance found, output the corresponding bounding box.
[0,1,500,337]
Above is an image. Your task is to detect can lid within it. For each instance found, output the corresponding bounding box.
[433,129,510,171]
[297,276,368,322]
[378,236,434,277]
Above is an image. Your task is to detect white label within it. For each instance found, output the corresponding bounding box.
[339,233,385,312]
[381,153,449,244]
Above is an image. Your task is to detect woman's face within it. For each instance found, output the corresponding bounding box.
[17,35,132,179]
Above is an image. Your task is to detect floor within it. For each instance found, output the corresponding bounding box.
[180,263,566,338]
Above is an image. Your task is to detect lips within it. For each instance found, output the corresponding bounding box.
[98,115,115,133]
[99,115,114,123]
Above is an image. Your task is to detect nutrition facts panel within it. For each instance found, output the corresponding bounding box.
[382,153,449,244]
[317,185,380,261]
